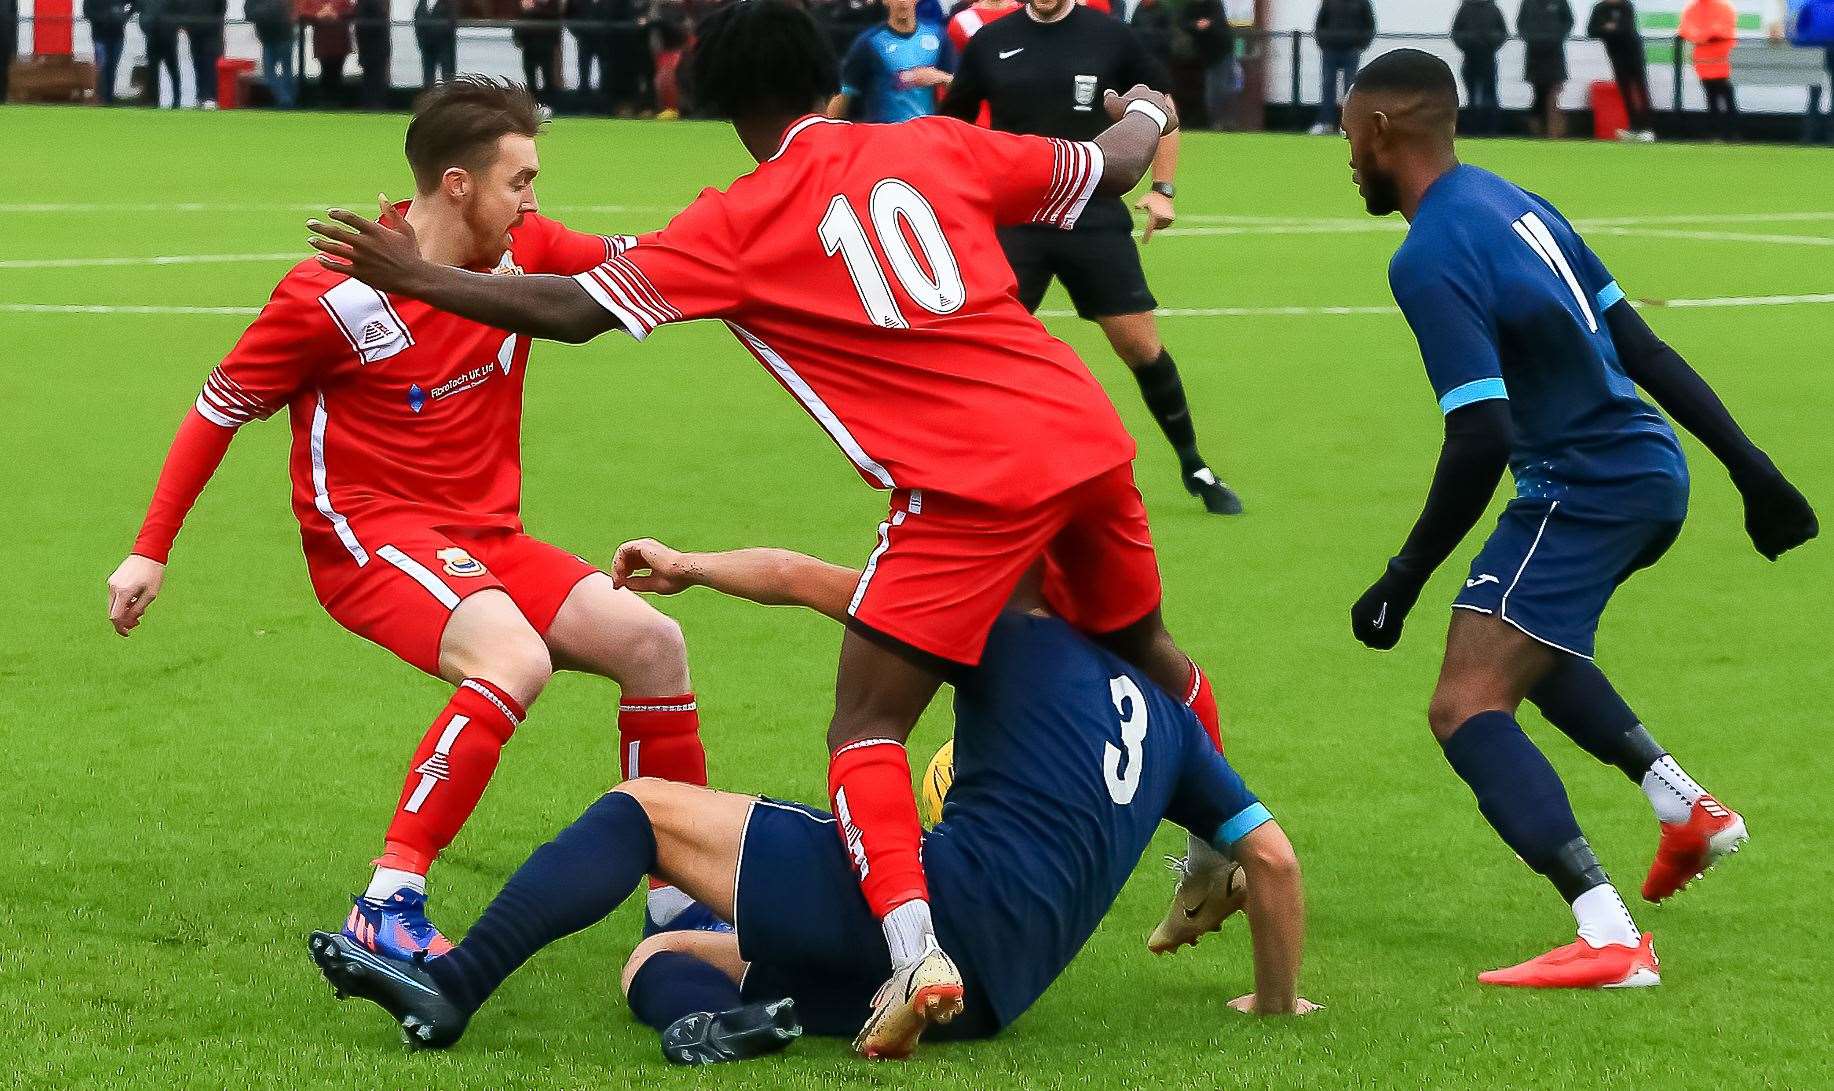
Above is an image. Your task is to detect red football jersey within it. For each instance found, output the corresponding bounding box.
[194,213,621,567]
[571,115,1135,509]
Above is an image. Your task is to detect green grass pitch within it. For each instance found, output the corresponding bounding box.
[4,106,1831,1088]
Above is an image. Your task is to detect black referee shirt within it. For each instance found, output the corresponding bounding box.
[941,6,1170,231]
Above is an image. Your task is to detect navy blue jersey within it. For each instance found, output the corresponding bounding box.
[840,21,954,123]
[922,612,1266,1028]
[1389,165,1689,521]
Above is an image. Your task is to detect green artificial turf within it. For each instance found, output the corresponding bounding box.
[3,104,1830,1088]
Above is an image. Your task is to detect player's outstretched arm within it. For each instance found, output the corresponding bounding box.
[1350,400,1513,649]
[613,539,861,623]
[308,201,621,344]
[107,409,239,636]
[1094,86,1179,199]
[1604,302,1818,560]
[1227,821,1318,1016]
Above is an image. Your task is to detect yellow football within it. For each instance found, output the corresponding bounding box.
[921,738,954,827]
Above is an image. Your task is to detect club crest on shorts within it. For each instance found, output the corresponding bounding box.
[435,548,486,577]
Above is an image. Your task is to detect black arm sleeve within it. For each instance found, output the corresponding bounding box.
[1603,300,1776,487]
[1391,399,1515,580]
[937,37,986,120]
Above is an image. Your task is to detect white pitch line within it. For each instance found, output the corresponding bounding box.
[0,252,299,270]
[1593,227,1834,247]
[2,303,262,315]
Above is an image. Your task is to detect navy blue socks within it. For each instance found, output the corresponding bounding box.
[627,950,744,1032]
[1440,711,1608,903]
[1527,658,1667,782]
[429,790,656,1014]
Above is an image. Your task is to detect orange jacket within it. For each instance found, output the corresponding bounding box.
[1680,0,1737,80]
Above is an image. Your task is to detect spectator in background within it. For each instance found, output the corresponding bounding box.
[1310,0,1375,135]
[515,0,563,103]
[174,0,226,107]
[301,0,354,105]
[0,0,13,105]
[1681,0,1738,139]
[567,0,615,107]
[247,0,297,106]
[353,0,390,108]
[827,0,951,122]
[606,0,654,116]
[649,0,690,116]
[1183,0,1239,130]
[1452,0,1507,135]
[1130,0,1174,69]
[85,0,134,104]
[1589,0,1654,140]
[414,0,457,89]
[1518,0,1573,136]
[139,0,184,106]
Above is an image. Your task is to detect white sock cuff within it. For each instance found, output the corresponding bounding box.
[365,865,427,903]
[883,898,936,965]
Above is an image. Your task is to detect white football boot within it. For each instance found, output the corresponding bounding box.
[852,940,965,1060]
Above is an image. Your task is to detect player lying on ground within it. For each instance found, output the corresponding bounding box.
[307,0,1239,1055]
[105,78,720,960]
[308,540,1315,1063]
[1339,50,1818,988]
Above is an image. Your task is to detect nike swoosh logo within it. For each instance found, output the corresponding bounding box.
[1181,897,1208,920]
[998,47,1024,59]
[1373,603,1388,629]
[1466,574,1500,589]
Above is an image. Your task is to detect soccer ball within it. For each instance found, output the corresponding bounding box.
[921,738,954,827]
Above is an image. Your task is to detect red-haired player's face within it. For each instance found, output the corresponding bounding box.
[460,133,541,266]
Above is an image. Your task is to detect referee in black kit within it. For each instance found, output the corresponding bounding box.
[941,0,1242,515]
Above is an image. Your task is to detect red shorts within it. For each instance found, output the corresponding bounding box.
[848,463,1163,666]
[308,525,600,676]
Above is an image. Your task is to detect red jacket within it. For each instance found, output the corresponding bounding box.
[1680,0,1736,80]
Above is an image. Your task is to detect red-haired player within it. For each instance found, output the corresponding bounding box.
[105,78,716,959]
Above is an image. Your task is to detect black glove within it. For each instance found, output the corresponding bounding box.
[1350,561,1426,650]
[1736,467,1819,561]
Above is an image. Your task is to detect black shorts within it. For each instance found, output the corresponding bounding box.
[998,222,1157,320]
[733,798,1000,1041]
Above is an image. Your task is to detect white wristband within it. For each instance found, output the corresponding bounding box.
[1124,98,1170,134]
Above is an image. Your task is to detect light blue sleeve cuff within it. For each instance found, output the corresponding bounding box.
[1438,377,1509,415]
[1597,280,1626,311]
[1214,802,1274,849]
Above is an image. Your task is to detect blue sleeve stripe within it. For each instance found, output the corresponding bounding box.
[1597,281,1626,311]
[1437,377,1509,415]
[1214,802,1274,848]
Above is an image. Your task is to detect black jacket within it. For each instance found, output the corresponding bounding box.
[354,0,390,60]
[1129,0,1175,66]
[1314,0,1375,53]
[1182,0,1235,65]
[1452,0,1508,58]
[1517,0,1573,83]
[0,0,15,51]
[1587,0,1644,63]
[83,0,134,33]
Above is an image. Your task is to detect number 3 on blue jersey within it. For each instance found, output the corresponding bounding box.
[1104,675,1149,805]
[1511,210,1598,333]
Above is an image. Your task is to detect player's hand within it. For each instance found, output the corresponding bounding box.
[106,554,166,636]
[1737,467,1819,560]
[612,538,699,595]
[308,194,425,294]
[1134,190,1174,243]
[1350,561,1424,650]
[1103,84,1180,135]
[1228,994,1323,1016]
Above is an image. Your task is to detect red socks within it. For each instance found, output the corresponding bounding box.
[828,739,929,918]
[1185,658,1223,753]
[380,678,525,873]
[617,694,707,786]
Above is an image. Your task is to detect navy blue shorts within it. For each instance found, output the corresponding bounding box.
[1453,498,1682,658]
[732,798,999,1040]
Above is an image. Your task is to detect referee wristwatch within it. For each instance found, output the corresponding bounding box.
[1150,182,1176,199]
